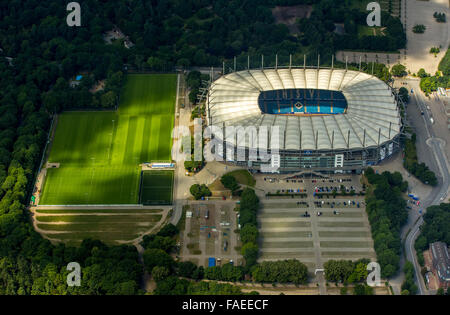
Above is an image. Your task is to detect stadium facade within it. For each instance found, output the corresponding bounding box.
[206,67,403,174]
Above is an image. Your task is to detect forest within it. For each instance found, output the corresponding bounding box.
[414,203,450,266]
[364,168,408,278]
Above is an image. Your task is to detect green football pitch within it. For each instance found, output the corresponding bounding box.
[40,74,177,205]
[140,170,174,205]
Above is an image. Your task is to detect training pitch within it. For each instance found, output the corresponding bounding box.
[40,74,176,205]
[140,170,174,205]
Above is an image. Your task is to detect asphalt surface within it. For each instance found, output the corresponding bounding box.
[395,79,449,295]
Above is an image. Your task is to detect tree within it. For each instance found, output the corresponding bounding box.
[100,91,116,108]
[418,68,429,78]
[398,87,409,104]
[241,242,259,267]
[240,224,258,244]
[324,260,354,283]
[347,261,368,283]
[142,235,175,253]
[143,248,175,273]
[189,184,211,200]
[157,223,179,238]
[353,284,374,295]
[147,56,165,71]
[177,261,197,278]
[240,188,259,213]
[220,174,240,192]
[391,64,407,77]
[413,24,426,33]
[152,266,170,282]
[184,160,203,172]
[251,260,308,284]
[430,47,440,55]
[401,261,418,295]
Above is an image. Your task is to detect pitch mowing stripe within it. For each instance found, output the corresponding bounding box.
[140,116,152,163]
[113,115,128,164]
[157,114,173,160]
[149,115,161,161]
[133,116,145,162]
[124,116,138,164]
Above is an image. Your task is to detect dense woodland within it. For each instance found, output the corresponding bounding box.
[403,134,438,186]
[0,0,406,294]
[415,203,450,265]
[323,259,376,295]
[364,168,408,278]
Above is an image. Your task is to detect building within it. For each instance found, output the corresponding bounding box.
[430,241,450,290]
[206,67,403,173]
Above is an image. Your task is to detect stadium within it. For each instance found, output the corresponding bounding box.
[206,67,403,173]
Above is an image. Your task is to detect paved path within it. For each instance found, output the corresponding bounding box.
[170,73,195,226]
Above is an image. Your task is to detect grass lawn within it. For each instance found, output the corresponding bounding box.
[37,211,164,245]
[40,74,176,205]
[357,25,385,38]
[40,165,140,204]
[226,169,256,186]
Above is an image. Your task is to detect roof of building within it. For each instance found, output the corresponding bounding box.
[207,68,401,151]
[431,241,450,282]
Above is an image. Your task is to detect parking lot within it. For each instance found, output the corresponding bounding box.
[257,175,375,274]
[181,201,243,267]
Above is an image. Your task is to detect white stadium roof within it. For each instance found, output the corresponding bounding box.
[207,68,401,151]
